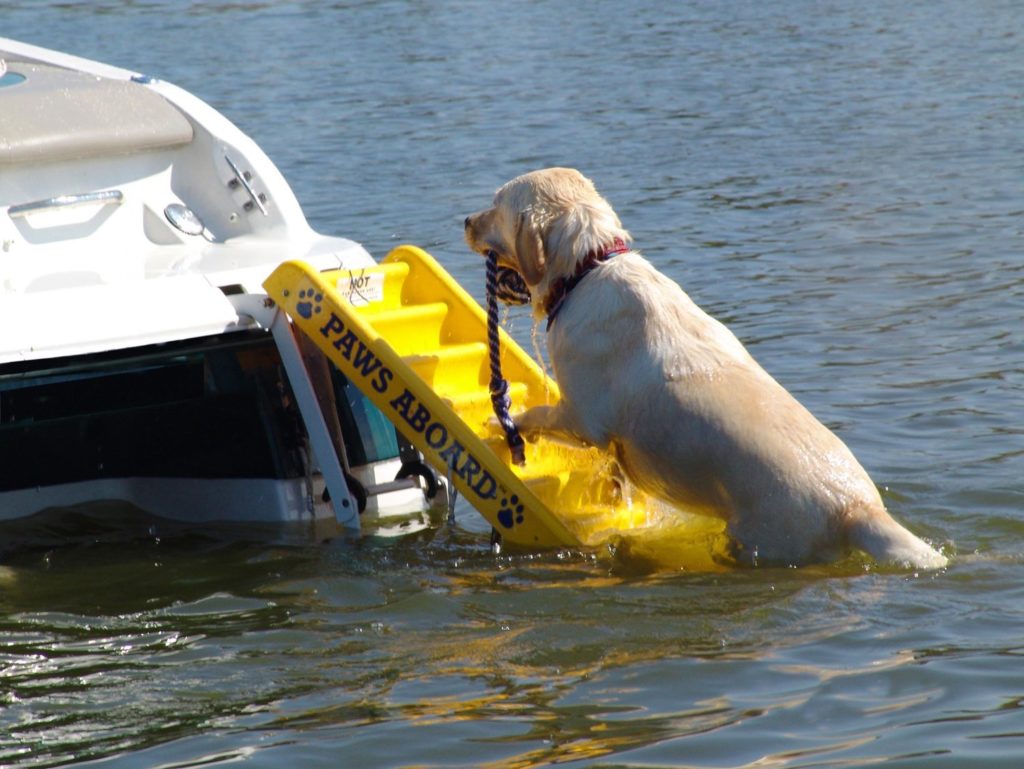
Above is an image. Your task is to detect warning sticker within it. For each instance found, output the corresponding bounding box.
[337,270,385,306]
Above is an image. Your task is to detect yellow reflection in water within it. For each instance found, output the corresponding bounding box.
[608,510,733,574]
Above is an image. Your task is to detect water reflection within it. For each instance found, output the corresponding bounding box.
[0,498,1015,767]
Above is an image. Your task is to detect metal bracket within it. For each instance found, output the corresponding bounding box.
[225,154,269,216]
[268,308,360,532]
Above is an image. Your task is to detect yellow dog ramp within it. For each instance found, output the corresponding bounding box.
[263,244,655,549]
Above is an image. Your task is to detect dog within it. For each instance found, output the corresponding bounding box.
[464,167,947,568]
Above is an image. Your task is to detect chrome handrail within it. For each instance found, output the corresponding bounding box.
[8,189,124,219]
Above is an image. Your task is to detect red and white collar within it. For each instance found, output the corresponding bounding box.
[543,238,630,330]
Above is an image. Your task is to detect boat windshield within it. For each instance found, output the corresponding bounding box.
[0,68,26,88]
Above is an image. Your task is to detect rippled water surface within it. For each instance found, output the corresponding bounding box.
[4,1,1024,766]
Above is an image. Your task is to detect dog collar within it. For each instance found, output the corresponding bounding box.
[544,238,630,330]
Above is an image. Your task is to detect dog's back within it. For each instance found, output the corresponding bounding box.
[549,252,946,567]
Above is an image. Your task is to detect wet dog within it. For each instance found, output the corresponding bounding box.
[465,167,946,568]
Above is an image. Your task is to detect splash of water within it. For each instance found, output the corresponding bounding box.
[530,319,553,404]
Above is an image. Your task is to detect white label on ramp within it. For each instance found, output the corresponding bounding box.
[338,270,384,306]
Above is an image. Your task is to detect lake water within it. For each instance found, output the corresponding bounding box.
[3,1,1024,766]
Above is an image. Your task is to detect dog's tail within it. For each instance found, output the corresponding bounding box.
[847,507,948,569]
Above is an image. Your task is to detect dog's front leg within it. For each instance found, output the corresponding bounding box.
[514,404,595,448]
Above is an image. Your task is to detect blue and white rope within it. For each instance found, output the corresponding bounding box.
[486,251,527,466]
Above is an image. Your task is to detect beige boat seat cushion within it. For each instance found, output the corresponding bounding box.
[0,61,194,165]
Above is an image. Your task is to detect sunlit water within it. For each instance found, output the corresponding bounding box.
[3,1,1024,766]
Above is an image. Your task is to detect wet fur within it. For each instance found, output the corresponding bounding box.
[465,167,946,568]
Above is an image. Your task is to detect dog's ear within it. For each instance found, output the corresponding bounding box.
[514,212,546,286]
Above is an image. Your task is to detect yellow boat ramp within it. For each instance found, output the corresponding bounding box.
[263,245,726,569]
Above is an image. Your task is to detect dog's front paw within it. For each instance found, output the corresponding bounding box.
[517,422,541,443]
[487,414,540,442]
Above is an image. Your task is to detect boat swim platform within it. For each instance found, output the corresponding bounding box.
[263,244,725,560]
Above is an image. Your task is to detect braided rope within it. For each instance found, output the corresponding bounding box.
[486,251,527,466]
[494,265,531,306]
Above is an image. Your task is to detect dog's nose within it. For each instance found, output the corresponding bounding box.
[464,216,471,230]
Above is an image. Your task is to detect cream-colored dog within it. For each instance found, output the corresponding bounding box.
[465,167,946,568]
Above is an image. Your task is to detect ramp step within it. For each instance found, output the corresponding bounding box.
[366,302,450,355]
[403,342,487,392]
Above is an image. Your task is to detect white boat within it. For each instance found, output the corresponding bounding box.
[0,39,446,539]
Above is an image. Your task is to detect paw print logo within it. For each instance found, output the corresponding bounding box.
[295,288,323,320]
[497,495,525,529]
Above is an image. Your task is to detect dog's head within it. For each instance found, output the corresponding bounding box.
[464,168,631,315]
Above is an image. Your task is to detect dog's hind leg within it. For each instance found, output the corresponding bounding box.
[846,507,948,569]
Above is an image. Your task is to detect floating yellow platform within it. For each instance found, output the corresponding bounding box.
[263,245,725,562]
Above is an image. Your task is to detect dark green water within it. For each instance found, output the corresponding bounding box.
[4,1,1023,766]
